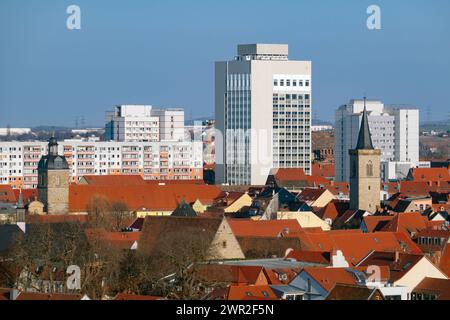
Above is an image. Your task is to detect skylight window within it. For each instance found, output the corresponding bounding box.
[402,262,412,270]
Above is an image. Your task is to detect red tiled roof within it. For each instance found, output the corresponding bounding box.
[0,185,16,203]
[362,215,394,233]
[145,179,206,185]
[400,181,433,197]
[318,200,350,221]
[296,230,423,265]
[286,250,331,265]
[196,264,268,286]
[69,183,222,212]
[409,168,450,182]
[297,188,328,202]
[379,212,428,235]
[227,285,277,300]
[425,220,447,230]
[85,228,140,249]
[214,191,245,206]
[415,229,450,239]
[80,175,146,185]
[327,182,350,196]
[413,277,450,300]
[13,189,38,204]
[270,168,330,186]
[80,175,206,186]
[227,219,303,238]
[302,267,365,292]
[271,168,308,181]
[440,242,450,277]
[263,268,300,285]
[357,251,425,282]
[386,192,405,209]
[327,229,363,235]
[432,203,450,212]
[312,163,334,178]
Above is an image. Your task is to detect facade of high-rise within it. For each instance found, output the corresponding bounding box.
[335,99,419,182]
[105,105,185,142]
[215,44,312,185]
[0,139,203,189]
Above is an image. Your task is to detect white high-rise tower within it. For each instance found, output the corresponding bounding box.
[215,44,312,185]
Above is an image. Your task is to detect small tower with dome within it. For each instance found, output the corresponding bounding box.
[37,137,70,214]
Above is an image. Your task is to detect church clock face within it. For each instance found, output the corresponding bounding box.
[52,175,61,187]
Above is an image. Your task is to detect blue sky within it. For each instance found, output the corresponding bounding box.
[1,0,449,127]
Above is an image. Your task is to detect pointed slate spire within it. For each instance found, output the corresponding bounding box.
[356,98,374,150]
[17,188,24,208]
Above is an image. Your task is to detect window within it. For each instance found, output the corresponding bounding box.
[274,79,278,86]
[366,161,374,176]
[280,80,284,86]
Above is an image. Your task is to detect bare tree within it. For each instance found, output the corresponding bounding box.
[110,202,133,231]
[5,221,127,299]
[86,195,113,229]
[133,227,221,299]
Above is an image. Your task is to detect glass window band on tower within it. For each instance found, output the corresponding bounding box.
[225,73,251,185]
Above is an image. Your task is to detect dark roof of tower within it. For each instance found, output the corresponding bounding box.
[17,189,24,208]
[356,105,374,150]
[38,137,69,170]
[171,199,198,217]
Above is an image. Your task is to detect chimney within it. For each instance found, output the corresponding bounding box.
[394,251,400,263]
[331,250,349,268]
[9,288,19,301]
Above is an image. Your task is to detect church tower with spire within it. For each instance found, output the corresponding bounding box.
[37,137,70,214]
[349,99,381,213]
